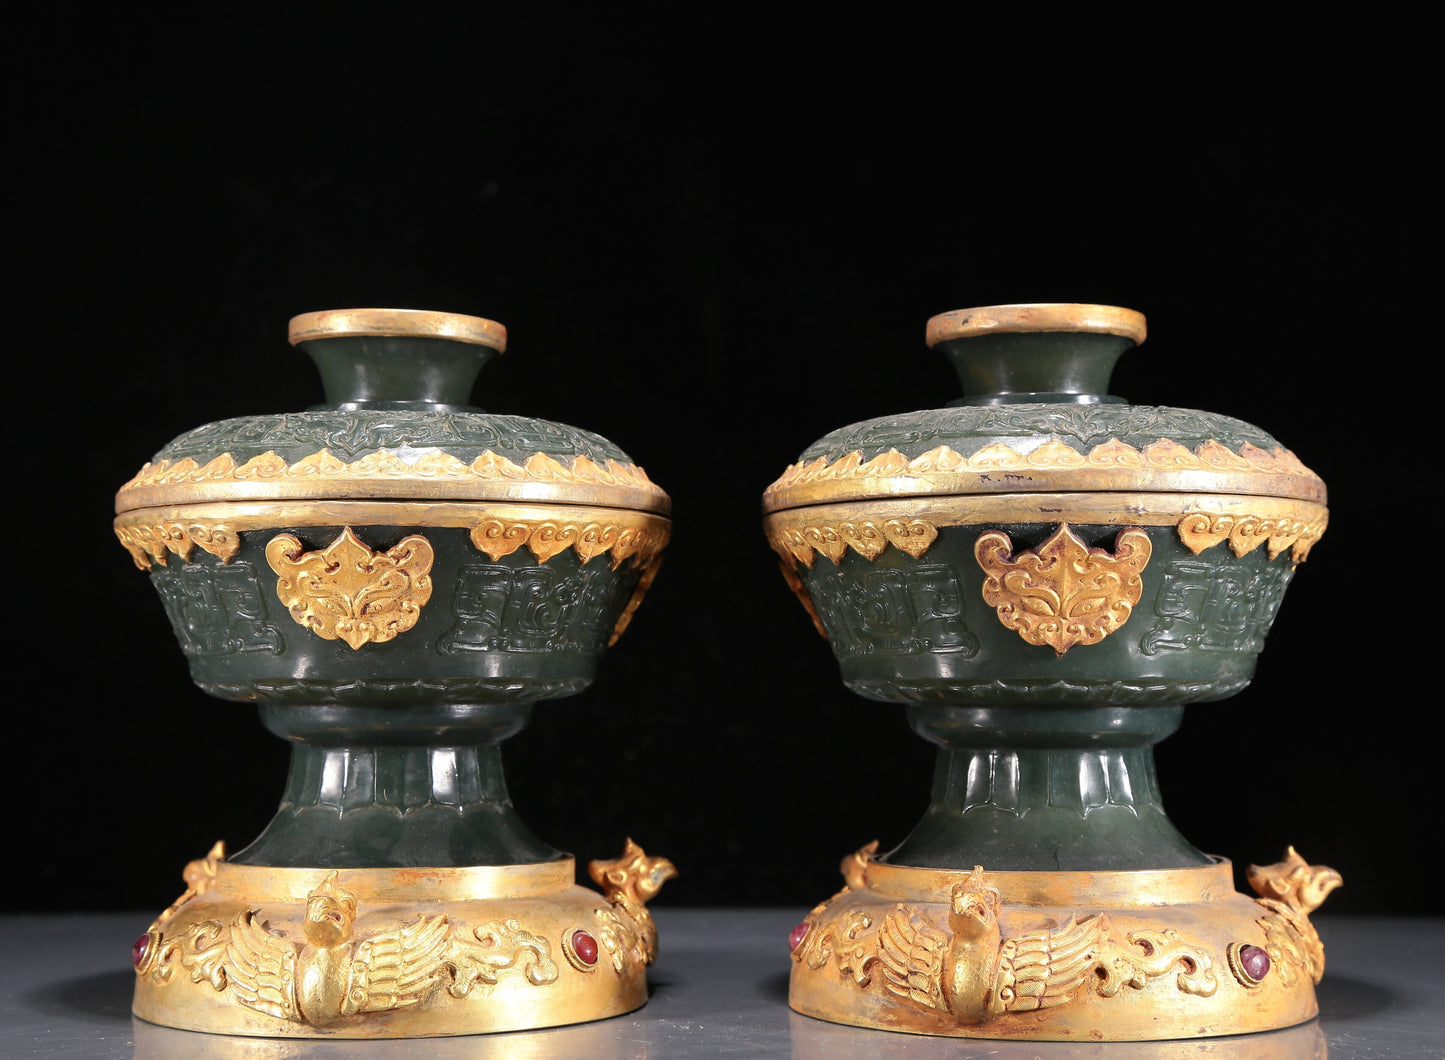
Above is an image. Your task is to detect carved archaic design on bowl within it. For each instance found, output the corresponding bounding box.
[440,562,634,657]
[796,561,979,661]
[151,560,284,658]
[1141,557,1295,657]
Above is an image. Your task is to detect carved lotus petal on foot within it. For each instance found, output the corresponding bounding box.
[975,524,1151,656]
[266,527,434,649]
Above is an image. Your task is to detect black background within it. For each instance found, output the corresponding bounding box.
[12,11,1423,918]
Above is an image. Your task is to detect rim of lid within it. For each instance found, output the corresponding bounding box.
[925,303,1147,349]
[288,308,507,352]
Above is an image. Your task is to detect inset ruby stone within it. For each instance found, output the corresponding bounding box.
[131,934,150,969]
[572,929,598,966]
[788,922,809,952]
[1239,944,1271,982]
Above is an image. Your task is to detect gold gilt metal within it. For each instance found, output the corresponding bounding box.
[471,515,668,568]
[115,522,241,570]
[288,308,508,350]
[788,851,1337,1040]
[587,837,678,969]
[138,876,557,1027]
[116,448,670,514]
[878,886,1107,1021]
[799,867,1216,1026]
[1245,847,1342,986]
[138,918,229,992]
[800,908,878,986]
[115,501,670,570]
[609,556,664,647]
[266,527,434,649]
[1177,509,1328,563]
[763,494,1326,567]
[762,494,1324,645]
[134,841,673,1037]
[761,438,1325,512]
[149,840,226,929]
[227,873,452,1025]
[975,524,1152,655]
[768,518,940,568]
[925,303,1149,347]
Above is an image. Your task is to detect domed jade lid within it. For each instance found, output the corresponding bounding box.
[765,303,1323,515]
[116,308,669,522]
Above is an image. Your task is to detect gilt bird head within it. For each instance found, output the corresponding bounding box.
[1298,865,1344,913]
[839,840,878,891]
[1247,846,1342,915]
[304,872,359,947]
[589,838,677,905]
[949,867,1001,941]
[181,840,225,895]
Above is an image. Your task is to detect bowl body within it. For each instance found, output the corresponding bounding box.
[764,399,1325,716]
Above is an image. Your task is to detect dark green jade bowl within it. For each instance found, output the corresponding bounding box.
[114,309,670,868]
[762,304,1327,870]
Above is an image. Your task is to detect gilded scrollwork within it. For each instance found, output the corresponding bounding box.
[446,920,560,996]
[117,447,667,510]
[116,522,241,570]
[800,908,878,985]
[470,517,667,569]
[976,524,1152,655]
[764,438,1325,511]
[592,907,643,975]
[141,919,229,991]
[1176,509,1327,564]
[266,527,434,649]
[1093,928,1217,998]
[768,518,940,568]
[1246,847,1341,986]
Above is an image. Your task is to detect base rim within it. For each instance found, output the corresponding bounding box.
[130,841,674,1038]
[787,845,1338,1041]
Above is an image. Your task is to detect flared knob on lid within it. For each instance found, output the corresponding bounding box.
[926,303,1147,406]
[288,308,507,409]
